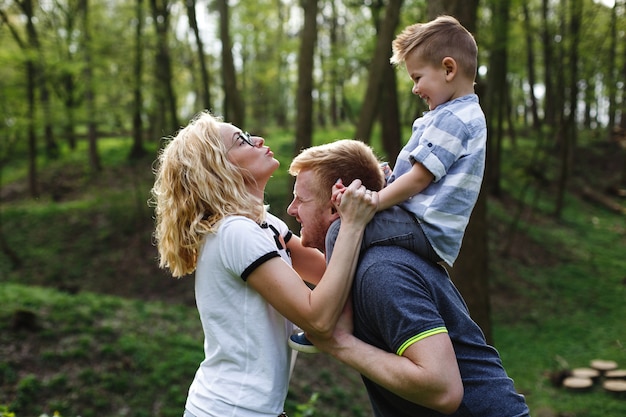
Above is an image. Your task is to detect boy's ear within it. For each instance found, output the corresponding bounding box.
[442,57,457,80]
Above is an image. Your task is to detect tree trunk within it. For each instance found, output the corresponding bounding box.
[2,1,40,197]
[484,0,509,200]
[328,0,339,126]
[555,0,581,218]
[606,0,620,136]
[541,0,556,128]
[380,61,402,162]
[522,1,541,131]
[429,0,491,343]
[61,73,77,150]
[129,0,146,160]
[354,0,403,143]
[18,0,58,160]
[82,0,102,172]
[283,0,318,232]
[217,0,244,127]
[294,0,318,155]
[186,0,211,111]
[150,0,179,133]
[428,0,479,29]
[13,2,39,197]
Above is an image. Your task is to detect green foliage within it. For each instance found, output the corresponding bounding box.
[293,393,319,417]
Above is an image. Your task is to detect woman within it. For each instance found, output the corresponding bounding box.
[150,111,376,417]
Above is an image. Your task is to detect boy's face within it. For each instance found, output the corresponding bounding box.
[287,169,337,252]
[405,51,455,111]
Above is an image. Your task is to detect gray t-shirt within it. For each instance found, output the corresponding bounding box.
[352,245,530,417]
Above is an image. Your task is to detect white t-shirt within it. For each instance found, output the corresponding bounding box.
[185,212,296,417]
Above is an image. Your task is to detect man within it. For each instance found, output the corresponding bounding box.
[287,139,530,417]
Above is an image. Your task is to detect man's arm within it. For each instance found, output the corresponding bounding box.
[308,305,463,414]
[287,234,326,286]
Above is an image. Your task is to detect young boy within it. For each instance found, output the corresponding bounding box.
[289,15,487,353]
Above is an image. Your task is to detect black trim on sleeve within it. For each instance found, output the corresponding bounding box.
[284,230,293,244]
[241,251,281,281]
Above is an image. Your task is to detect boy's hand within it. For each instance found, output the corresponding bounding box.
[334,179,377,226]
[332,178,379,211]
[331,179,346,205]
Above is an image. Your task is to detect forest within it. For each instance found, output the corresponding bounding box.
[1,0,626,416]
[3,0,626,343]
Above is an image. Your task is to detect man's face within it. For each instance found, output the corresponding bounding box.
[287,169,337,252]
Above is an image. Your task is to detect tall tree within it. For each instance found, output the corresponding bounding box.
[217,0,244,127]
[521,1,541,131]
[354,0,403,144]
[484,0,510,199]
[80,0,102,172]
[51,0,82,151]
[378,0,403,162]
[294,0,318,154]
[428,0,491,343]
[541,0,556,127]
[620,0,626,140]
[186,0,212,111]
[150,0,179,134]
[17,0,58,160]
[1,0,40,196]
[327,0,340,126]
[129,0,146,160]
[606,0,619,135]
[554,0,582,218]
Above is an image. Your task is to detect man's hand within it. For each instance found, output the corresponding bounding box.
[307,298,354,353]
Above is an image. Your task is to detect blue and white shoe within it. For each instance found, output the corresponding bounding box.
[288,332,320,353]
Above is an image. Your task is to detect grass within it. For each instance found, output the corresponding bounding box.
[0,284,202,417]
[1,130,626,416]
[488,198,626,415]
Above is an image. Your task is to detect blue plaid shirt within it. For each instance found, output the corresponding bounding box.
[389,94,486,266]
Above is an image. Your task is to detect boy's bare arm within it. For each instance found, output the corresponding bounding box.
[377,162,433,211]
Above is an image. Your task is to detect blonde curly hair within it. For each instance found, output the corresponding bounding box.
[150,111,265,277]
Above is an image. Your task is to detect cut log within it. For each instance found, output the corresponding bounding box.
[603,380,626,397]
[590,359,619,373]
[563,376,594,391]
[605,369,626,380]
[571,367,600,381]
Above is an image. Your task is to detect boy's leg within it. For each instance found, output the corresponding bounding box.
[326,206,441,264]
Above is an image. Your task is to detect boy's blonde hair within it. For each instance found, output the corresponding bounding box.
[390,15,478,81]
[289,139,385,205]
[150,111,265,277]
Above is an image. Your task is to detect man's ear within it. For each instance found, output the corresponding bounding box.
[329,202,340,220]
[442,57,457,80]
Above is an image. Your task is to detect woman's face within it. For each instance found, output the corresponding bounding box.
[220,123,279,193]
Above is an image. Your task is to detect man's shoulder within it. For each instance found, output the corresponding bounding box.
[358,246,445,278]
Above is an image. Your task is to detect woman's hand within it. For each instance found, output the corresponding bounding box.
[333,179,379,213]
[334,179,378,226]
